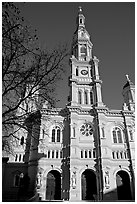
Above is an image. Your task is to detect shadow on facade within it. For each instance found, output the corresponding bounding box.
[82,169,97,201]
[103,172,134,201]
[60,108,70,201]
[2,158,29,201]
[46,170,61,200]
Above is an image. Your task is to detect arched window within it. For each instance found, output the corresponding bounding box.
[81,150,83,158]
[93,149,96,158]
[129,130,133,141]
[23,155,25,162]
[124,151,127,159]
[89,150,92,158]
[80,18,83,24]
[52,150,54,158]
[20,136,24,145]
[112,127,123,144]
[117,129,122,143]
[57,129,60,142]
[80,45,87,55]
[78,91,82,104]
[73,127,76,137]
[112,151,115,159]
[85,150,87,158]
[76,67,78,76]
[42,129,45,138]
[120,151,123,159]
[48,150,50,158]
[113,130,117,143]
[52,129,55,142]
[123,131,126,143]
[19,154,21,162]
[15,154,18,162]
[60,150,63,158]
[116,151,119,159]
[51,126,61,143]
[84,91,88,104]
[56,150,58,158]
[102,127,105,138]
[90,91,93,104]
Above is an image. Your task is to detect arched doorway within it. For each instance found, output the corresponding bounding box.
[116,170,132,200]
[81,169,97,201]
[46,170,61,200]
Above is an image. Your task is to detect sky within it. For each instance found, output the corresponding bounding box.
[17,2,135,110]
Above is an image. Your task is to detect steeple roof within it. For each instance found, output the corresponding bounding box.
[123,75,134,89]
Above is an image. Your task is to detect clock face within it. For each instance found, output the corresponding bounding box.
[81,70,88,75]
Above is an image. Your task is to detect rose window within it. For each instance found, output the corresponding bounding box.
[80,123,93,136]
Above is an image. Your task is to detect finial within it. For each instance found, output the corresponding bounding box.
[78,6,82,13]
[126,74,130,82]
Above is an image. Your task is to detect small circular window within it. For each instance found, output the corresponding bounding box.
[80,123,93,136]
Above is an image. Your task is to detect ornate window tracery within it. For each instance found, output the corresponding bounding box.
[51,126,61,143]
[80,123,93,137]
[112,127,123,144]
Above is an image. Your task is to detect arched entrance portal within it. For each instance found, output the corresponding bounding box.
[81,169,97,201]
[116,170,132,200]
[46,170,61,200]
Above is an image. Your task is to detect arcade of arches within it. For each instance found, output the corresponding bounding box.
[44,169,133,201]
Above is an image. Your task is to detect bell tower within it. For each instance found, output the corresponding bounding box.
[68,7,104,108]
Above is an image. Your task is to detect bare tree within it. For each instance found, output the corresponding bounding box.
[2,2,69,150]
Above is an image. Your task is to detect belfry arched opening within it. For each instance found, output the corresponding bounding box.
[81,169,97,201]
[46,170,61,200]
[116,170,132,200]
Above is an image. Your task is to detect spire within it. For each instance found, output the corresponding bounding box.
[76,6,85,28]
[71,7,93,61]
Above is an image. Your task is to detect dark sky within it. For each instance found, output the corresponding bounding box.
[17,2,135,110]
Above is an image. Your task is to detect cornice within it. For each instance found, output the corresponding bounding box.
[69,77,93,85]
[40,105,134,119]
[41,107,68,117]
[94,107,134,117]
[67,105,92,115]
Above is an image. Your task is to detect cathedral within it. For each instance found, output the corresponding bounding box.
[2,7,135,201]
